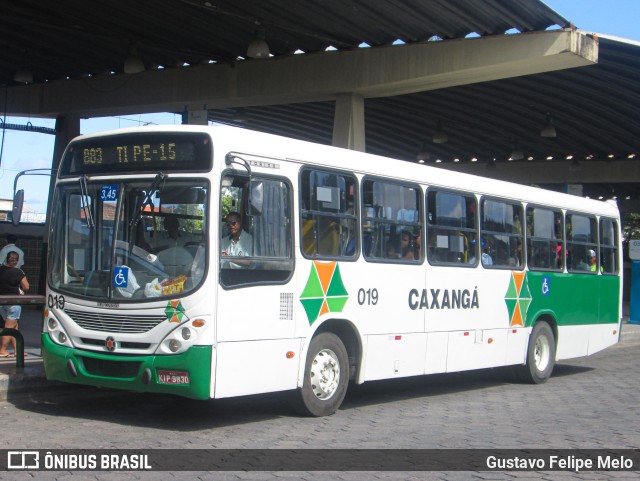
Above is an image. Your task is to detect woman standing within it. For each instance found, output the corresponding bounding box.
[0,251,29,357]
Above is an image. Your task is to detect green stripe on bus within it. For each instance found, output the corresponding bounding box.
[41,334,212,400]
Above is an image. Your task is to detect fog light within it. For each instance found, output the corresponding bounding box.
[168,339,181,352]
[181,327,191,340]
[48,318,58,330]
[58,332,67,343]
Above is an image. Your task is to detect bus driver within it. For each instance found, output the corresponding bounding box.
[221,212,253,268]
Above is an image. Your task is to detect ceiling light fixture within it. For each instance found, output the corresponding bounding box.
[247,27,270,59]
[232,108,248,123]
[124,45,145,74]
[540,112,557,138]
[432,120,448,144]
[416,140,431,162]
[13,67,33,84]
[509,141,524,161]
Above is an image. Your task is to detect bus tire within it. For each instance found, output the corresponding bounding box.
[517,321,556,384]
[296,332,349,417]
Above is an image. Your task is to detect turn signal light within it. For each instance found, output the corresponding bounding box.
[286,351,295,359]
[192,319,205,328]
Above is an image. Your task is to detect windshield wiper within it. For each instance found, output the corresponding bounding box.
[129,172,167,229]
[79,175,95,229]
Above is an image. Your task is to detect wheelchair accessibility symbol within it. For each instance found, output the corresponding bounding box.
[113,266,129,288]
[542,276,550,296]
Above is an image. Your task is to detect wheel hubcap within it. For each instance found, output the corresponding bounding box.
[534,334,551,371]
[310,348,340,400]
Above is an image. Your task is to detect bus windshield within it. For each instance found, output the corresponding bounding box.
[48,178,208,301]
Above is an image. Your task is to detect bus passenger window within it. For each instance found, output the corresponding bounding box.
[566,213,598,274]
[300,169,358,259]
[480,199,524,269]
[426,190,476,266]
[526,207,563,271]
[220,174,293,288]
[361,178,422,263]
[600,218,619,274]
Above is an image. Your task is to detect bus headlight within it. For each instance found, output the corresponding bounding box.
[168,340,181,352]
[156,318,208,355]
[46,313,73,348]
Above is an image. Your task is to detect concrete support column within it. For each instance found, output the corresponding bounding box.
[46,114,80,241]
[332,93,365,152]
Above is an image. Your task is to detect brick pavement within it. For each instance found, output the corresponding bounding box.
[0,307,639,480]
[1,305,639,400]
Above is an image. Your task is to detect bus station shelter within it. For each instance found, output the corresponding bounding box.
[0,0,639,297]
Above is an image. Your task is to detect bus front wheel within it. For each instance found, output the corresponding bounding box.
[296,332,349,417]
[517,321,556,384]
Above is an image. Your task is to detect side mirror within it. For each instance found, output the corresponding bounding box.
[12,189,24,226]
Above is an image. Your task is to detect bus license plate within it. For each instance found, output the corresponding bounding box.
[157,370,190,385]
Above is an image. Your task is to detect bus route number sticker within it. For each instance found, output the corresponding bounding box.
[113,266,128,288]
[100,184,118,202]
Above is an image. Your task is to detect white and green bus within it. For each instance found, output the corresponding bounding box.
[38,125,621,416]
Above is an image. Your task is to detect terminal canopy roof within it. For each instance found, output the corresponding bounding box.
[1,1,640,200]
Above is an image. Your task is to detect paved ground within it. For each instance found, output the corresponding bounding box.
[1,306,639,480]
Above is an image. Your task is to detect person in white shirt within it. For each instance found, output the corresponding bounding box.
[220,212,253,268]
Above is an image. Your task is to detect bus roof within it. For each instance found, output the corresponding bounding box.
[73,124,620,219]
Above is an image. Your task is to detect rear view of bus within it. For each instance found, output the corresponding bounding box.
[43,128,214,399]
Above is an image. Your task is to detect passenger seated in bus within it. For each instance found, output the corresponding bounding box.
[468,238,492,266]
[588,249,602,272]
[400,231,415,261]
[576,252,590,271]
[221,211,253,268]
[155,214,194,248]
[481,238,493,266]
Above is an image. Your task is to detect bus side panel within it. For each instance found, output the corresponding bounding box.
[555,325,591,360]
[505,327,528,365]
[363,333,426,381]
[599,275,622,324]
[587,324,620,355]
[424,331,448,374]
[217,285,296,342]
[527,273,605,327]
[213,338,303,398]
[446,328,508,372]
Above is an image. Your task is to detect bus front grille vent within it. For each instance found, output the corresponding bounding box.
[80,338,151,349]
[66,309,165,333]
[80,356,141,378]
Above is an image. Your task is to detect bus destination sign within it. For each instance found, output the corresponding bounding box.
[82,142,189,165]
[60,132,212,176]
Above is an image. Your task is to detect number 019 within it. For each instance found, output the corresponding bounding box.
[358,288,378,305]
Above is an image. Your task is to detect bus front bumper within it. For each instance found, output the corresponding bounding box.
[41,334,212,400]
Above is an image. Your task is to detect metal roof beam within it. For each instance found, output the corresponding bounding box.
[3,29,596,118]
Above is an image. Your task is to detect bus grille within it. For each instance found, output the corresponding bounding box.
[66,309,166,333]
[81,357,141,378]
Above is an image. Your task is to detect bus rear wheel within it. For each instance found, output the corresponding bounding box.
[517,321,556,384]
[296,332,349,417]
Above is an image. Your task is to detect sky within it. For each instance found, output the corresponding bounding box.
[1,0,638,218]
